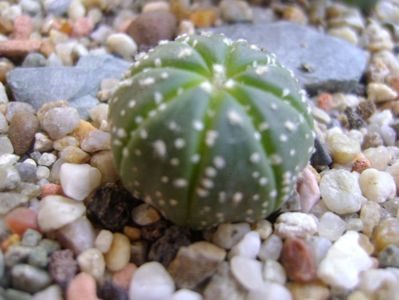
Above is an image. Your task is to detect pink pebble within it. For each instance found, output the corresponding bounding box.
[40,183,64,198]
[72,17,94,37]
[112,263,137,290]
[13,15,33,39]
[67,273,98,300]
[297,166,321,213]
[5,207,39,235]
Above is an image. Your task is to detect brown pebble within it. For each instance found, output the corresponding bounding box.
[0,58,14,83]
[126,11,177,50]
[67,272,98,300]
[280,238,317,283]
[12,15,33,39]
[380,101,399,116]
[316,92,334,111]
[8,111,39,155]
[49,249,78,289]
[0,39,42,58]
[352,154,371,173]
[356,100,376,121]
[362,132,384,149]
[189,8,218,28]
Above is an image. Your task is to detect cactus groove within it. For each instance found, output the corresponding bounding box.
[109,33,315,229]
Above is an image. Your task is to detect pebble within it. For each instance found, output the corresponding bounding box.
[230,256,263,291]
[358,268,399,296]
[288,282,330,300]
[378,244,399,268]
[4,207,38,235]
[59,163,101,201]
[219,0,253,23]
[317,231,373,289]
[130,241,148,266]
[40,107,80,140]
[126,11,177,50]
[0,112,8,133]
[8,111,38,156]
[80,129,110,153]
[32,285,63,300]
[4,245,32,267]
[5,102,35,122]
[21,228,42,247]
[281,238,316,283]
[129,262,175,300]
[318,212,346,241]
[37,195,85,232]
[274,212,318,239]
[53,136,79,151]
[0,166,21,191]
[39,239,60,256]
[66,272,98,300]
[90,150,118,183]
[228,231,261,259]
[98,280,129,300]
[55,216,95,255]
[106,33,137,60]
[363,20,394,52]
[363,146,392,170]
[360,201,380,237]
[49,249,78,289]
[77,248,105,280]
[142,1,171,13]
[320,169,366,214]
[34,132,53,152]
[373,217,399,252]
[367,82,397,103]
[11,264,51,293]
[112,263,137,290]
[258,234,283,261]
[0,135,14,155]
[168,241,226,288]
[22,52,47,68]
[246,282,292,300]
[2,289,33,300]
[253,220,273,240]
[212,222,251,250]
[296,166,321,212]
[37,152,57,166]
[95,229,113,253]
[0,39,42,58]
[262,259,287,284]
[59,146,90,164]
[359,168,396,203]
[327,130,361,164]
[16,162,37,183]
[132,203,161,226]
[105,233,131,272]
[28,246,48,268]
[172,289,203,300]
[328,26,358,45]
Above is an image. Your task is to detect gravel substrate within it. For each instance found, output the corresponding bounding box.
[1,0,399,299]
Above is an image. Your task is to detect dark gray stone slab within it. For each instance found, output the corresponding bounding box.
[7,54,131,112]
[210,21,369,94]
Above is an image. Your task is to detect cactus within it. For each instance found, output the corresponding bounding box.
[109,33,315,230]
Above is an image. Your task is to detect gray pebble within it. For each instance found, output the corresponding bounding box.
[21,229,42,247]
[379,245,399,268]
[0,193,29,215]
[0,136,14,155]
[11,264,51,293]
[0,250,4,279]
[5,246,32,267]
[3,289,32,300]
[16,163,37,183]
[38,239,60,256]
[22,53,47,68]
[0,166,21,191]
[28,246,48,268]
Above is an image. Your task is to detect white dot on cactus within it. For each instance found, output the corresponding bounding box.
[280,134,288,142]
[227,110,243,125]
[191,154,200,163]
[259,122,269,131]
[148,110,157,117]
[271,154,282,165]
[284,121,296,132]
[154,92,163,103]
[139,77,155,86]
[246,209,254,215]
[122,148,129,157]
[140,129,148,139]
[134,116,143,124]
[259,177,268,186]
[254,132,261,141]
[177,47,193,58]
[270,103,278,110]
[174,138,185,149]
[250,153,260,163]
[173,178,188,188]
[218,191,227,203]
[202,178,214,189]
[120,109,126,116]
[168,121,178,131]
[128,100,136,108]
[233,192,243,204]
[255,65,268,75]
[169,199,178,206]
[205,167,217,177]
[224,79,235,88]
[252,61,258,67]
[158,103,167,111]
[193,120,204,131]
[200,81,212,93]
[116,128,127,138]
[250,44,260,51]
[177,87,184,96]
[192,40,198,47]
[223,38,232,45]
[289,149,296,156]
[213,156,226,169]
[206,130,218,147]
[252,171,260,178]
[269,190,277,198]
[253,194,260,201]
[153,140,167,158]
[282,88,290,97]
[161,176,169,183]
[134,149,142,156]
[154,58,162,67]
[197,188,209,197]
[170,158,179,166]
[160,72,169,79]
[305,133,310,139]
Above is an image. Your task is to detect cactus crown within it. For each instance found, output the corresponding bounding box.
[109,33,315,229]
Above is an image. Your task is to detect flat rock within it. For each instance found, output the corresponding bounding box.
[210,21,368,94]
[6,54,130,111]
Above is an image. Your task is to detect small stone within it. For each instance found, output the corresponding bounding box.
[327,131,361,164]
[262,259,286,284]
[228,231,261,259]
[68,0,85,20]
[21,229,42,247]
[66,272,98,300]
[317,231,373,289]
[105,233,131,272]
[16,162,37,182]
[230,256,263,291]
[72,17,93,37]
[212,223,251,250]
[344,107,366,130]
[37,195,85,232]
[56,217,96,255]
[253,220,272,240]
[5,102,35,122]
[367,82,397,103]
[281,237,317,283]
[148,225,190,266]
[258,234,283,261]
[360,201,380,237]
[59,146,90,164]
[124,226,141,241]
[0,165,21,190]
[219,0,253,23]
[0,40,41,59]
[8,111,38,155]
[140,220,167,242]
[3,289,33,300]
[126,11,177,50]
[274,212,318,239]
[80,129,111,153]
[363,146,392,170]
[33,132,53,152]
[95,229,113,253]
[357,268,399,296]
[189,9,218,28]
[22,52,47,67]
[40,106,80,140]
[87,184,135,231]
[112,263,137,290]
[37,152,57,167]
[4,207,38,235]
[297,166,321,213]
[49,249,78,289]
[40,183,63,198]
[378,245,399,268]
[318,212,346,241]
[98,280,129,300]
[28,246,48,268]
[32,285,63,300]
[373,217,399,253]
[288,282,330,300]
[247,282,292,300]
[39,239,60,256]
[53,136,79,151]
[0,135,14,155]
[4,245,32,267]
[142,1,171,13]
[129,262,175,300]
[11,264,51,293]
[172,289,203,300]
[320,169,366,214]
[77,248,105,280]
[130,241,148,266]
[131,203,161,226]
[328,26,358,45]
[90,150,118,183]
[60,163,101,201]
[351,154,371,173]
[363,21,394,52]
[177,19,195,35]
[168,241,226,289]
[0,112,8,134]
[359,168,396,203]
[106,33,137,60]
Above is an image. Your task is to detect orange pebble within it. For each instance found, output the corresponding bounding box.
[1,234,20,252]
[189,9,217,28]
[4,207,39,235]
[67,273,98,300]
[41,183,64,198]
[112,263,137,290]
[352,156,371,173]
[316,92,334,111]
[73,120,96,143]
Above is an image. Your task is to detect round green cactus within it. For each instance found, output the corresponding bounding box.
[109,33,315,229]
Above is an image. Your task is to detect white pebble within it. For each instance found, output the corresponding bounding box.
[0,112,8,133]
[318,212,346,241]
[36,166,50,180]
[41,107,80,140]
[68,0,85,21]
[320,169,366,214]
[106,33,137,60]
[262,259,287,284]
[77,248,105,280]
[228,231,260,259]
[129,262,175,300]
[247,282,292,300]
[367,82,397,103]
[317,231,373,290]
[274,212,318,239]
[230,256,263,291]
[309,236,332,265]
[326,131,361,164]
[95,229,113,253]
[142,1,170,13]
[258,235,283,261]
[32,285,62,300]
[212,223,251,250]
[359,168,396,203]
[363,146,392,170]
[131,203,161,226]
[171,289,202,300]
[80,129,111,153]
[37,195,86,232]
[59,163,102,201]
[38,153,57,166]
